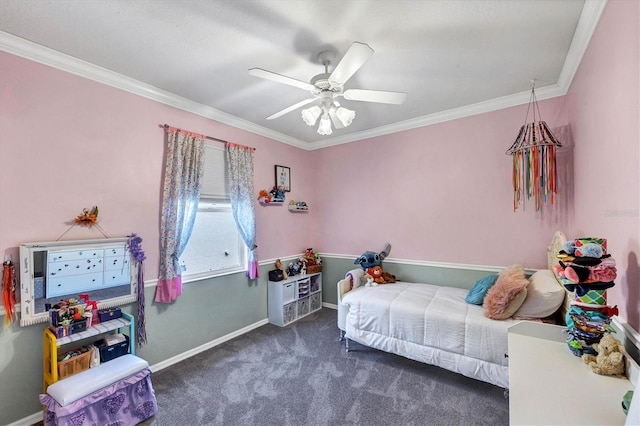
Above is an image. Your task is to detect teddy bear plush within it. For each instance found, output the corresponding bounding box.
[582,334,625,376]
[275,259,288,280]
[366,266,397,284]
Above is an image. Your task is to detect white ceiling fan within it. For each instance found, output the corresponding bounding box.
[249,42,406,136]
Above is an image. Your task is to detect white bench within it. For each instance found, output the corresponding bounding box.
[40,354,157,425]
[46,354,149,406]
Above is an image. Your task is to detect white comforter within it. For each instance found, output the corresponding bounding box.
[342,282,518,388]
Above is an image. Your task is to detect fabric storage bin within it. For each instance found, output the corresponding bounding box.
[283,302,296,324]
[97,307,122,322]
[298,297,309,317]
[95,335,129,363]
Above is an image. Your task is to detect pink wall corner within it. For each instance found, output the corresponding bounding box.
[312,96,571,269]
[0,52,315,283]
[566,0,640,330]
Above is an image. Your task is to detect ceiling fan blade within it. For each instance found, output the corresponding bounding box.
[343,89,407,105]
[328,42,374,86]
[266,98,317,120]
[249,68,315,91]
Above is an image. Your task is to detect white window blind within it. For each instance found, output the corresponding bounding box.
[200,145,229,199]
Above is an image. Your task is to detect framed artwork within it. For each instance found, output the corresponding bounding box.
[275,165,291,192]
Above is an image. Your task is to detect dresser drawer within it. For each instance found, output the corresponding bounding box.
[48,249,103,263]
[48,258,104,279]
[103,268,131,288]
[104,254,131,272]
[47,272,104,298]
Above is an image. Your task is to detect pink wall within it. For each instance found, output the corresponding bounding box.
[0,52,315,281]
[566,0,639,329]
[312,96,571,268]
[1,0,636,330]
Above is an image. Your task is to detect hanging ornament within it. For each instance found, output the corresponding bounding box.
[74,206,99,226]
[506,81,562,212]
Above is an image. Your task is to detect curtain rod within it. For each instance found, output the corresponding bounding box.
[159,124,255,150]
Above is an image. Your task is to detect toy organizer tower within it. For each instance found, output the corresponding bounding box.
[554,237,619,356]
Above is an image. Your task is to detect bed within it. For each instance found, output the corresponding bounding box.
[337,232,571,389]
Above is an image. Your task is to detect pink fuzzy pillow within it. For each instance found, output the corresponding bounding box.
[484,265,529,320]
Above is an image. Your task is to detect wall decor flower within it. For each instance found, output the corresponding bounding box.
[74,206,99,227]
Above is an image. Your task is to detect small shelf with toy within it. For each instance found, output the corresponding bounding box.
[288,201,309,212]
[258,187,286,206]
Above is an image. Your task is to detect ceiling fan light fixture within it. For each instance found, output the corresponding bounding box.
[317,113,333,135]
[335,106,355,127]
[301,105,322,126]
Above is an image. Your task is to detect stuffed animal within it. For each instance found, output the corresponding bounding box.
[258,189,271,203]
[363,273,376,287]
[275,259,288,280]
[367,266,385,284]
[382,271,397,283]
[354,243,391,269]
[303,248,316,266]
[582,334,625,376]
[366,266,396,284]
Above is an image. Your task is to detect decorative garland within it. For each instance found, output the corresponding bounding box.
[127,233,147,347]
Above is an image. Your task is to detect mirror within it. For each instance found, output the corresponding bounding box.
[19,238,137,326]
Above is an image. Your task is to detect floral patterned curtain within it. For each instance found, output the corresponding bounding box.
[226,143,259,279]
[156,128,205,303]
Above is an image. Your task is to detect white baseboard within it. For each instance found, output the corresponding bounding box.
[15,318,270,426]
[149,318,269,373]
[5,412,42,426]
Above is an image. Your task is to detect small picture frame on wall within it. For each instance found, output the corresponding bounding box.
[275,165,291,192]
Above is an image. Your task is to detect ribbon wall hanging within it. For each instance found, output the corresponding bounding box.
[506,82,562,212]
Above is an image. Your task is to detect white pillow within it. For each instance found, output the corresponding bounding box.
[514,269,565,318]
[346,268,365,289]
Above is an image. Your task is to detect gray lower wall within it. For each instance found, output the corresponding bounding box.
[320,257,502,306]
[1,263,273,425]
[5,256,617,425]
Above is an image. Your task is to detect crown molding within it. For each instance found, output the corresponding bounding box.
[557,0,608,91]
[0,31,309,150]
[0,0,605,151]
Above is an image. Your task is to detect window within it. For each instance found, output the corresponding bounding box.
[180,145,246,280]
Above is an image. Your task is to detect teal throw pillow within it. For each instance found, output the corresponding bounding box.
[465,274,499,305]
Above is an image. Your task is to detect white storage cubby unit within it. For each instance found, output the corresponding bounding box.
[268,272,322,326]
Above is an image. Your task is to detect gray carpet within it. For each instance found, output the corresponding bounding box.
[140,309,509,425]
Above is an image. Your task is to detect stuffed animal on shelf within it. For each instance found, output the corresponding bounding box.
[275,259,288,280]
[258,189,271,203]
[582,334,625,376]
[303,248,316,266]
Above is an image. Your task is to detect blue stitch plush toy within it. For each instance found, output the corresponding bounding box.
[354,243,391,270]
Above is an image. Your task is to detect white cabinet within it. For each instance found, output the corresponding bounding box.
[268,273,322,327]
[508,321,636,425]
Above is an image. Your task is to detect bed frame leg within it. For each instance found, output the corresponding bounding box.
[345,338,350,352]
[503,389,509,399]
[339,329,344,341]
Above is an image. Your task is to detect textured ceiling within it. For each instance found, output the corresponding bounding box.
[0,0,604,149]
